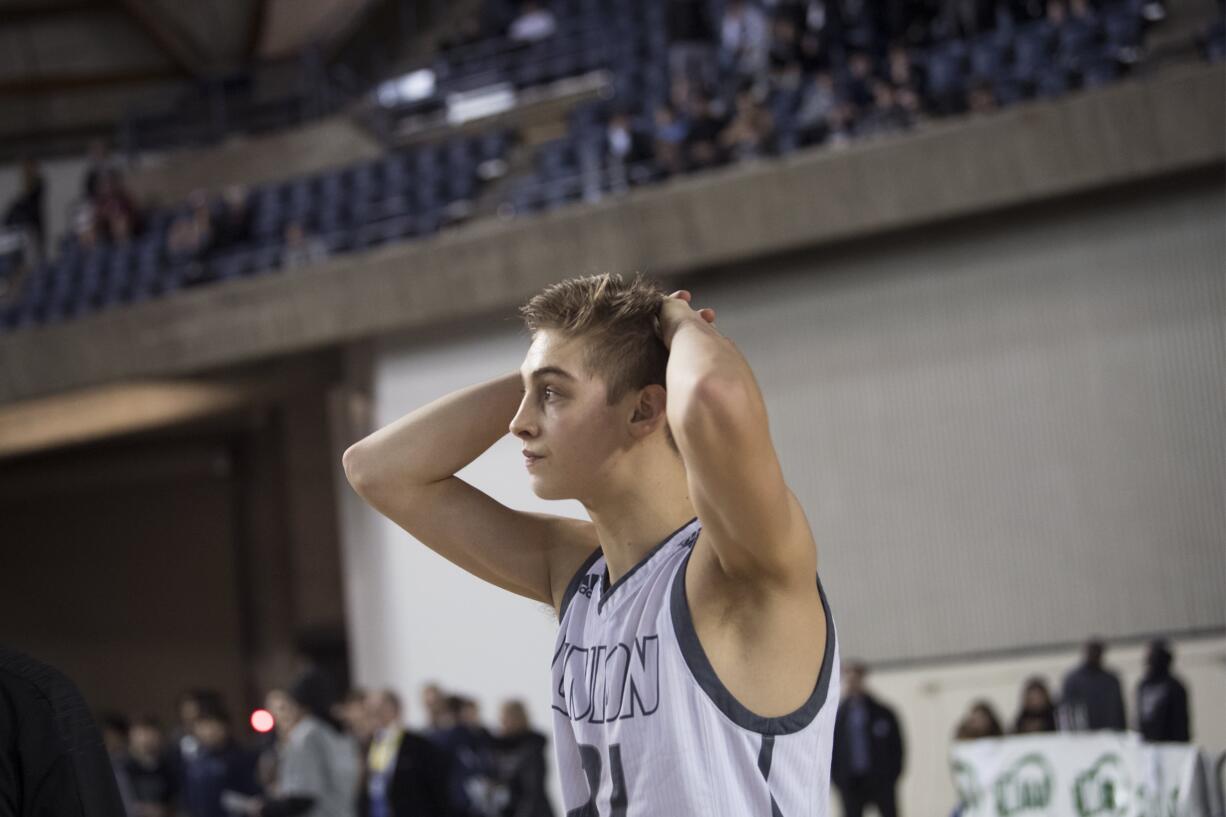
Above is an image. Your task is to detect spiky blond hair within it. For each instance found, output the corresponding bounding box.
[520,273,668,404]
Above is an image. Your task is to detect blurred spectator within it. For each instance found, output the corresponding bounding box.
[1012,677,1057,734]
[101,712,139,814]
[721,0,770,82]
[172,689,226,778]
[956,700,1005,739]
[855,80,913,137]
[363,688,453,817]
[182,701,260,817]
[422,682,452,736]
[605,112,653,192]
[94,168,141,243]
[167,192,214,267]
[683,92,728,170]
[1061,638,1126,731]
[126,716,179,817]
[3,158,46,260]
[493,700,554,817]
[82,139,117,200]
[509,1,557,44]
[108,210,137,247]
[1136,639,1191,743]
[768,14,802,74]
[213,185,254,251]
[796,70,838,143]
[841,51,876,109]
[232,687,360,817]
[291,631,349,732]
[796,29,829,74]
[336,687,376,747]
[437,695,499,817]
[652,105,689,176]
[73,205,102,252]
[719,86,775,160]
[667,0,718,89]
[0,645,128,816]
[831,662,904,817]
[885,45,920,93]
[282,221,331,270]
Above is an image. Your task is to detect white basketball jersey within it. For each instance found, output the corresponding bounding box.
[551,517,840,816]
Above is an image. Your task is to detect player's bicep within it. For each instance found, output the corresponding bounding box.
[674,377,814,581]
[356,474,584,604]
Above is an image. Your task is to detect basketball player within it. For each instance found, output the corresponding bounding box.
[344,274,839,815]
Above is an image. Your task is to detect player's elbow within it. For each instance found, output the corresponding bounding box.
[342,441,376,495]
[674,373,760,443]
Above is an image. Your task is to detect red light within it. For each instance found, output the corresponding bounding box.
[250,709,275,733]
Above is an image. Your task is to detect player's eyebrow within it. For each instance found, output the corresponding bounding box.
[527,366,577,381]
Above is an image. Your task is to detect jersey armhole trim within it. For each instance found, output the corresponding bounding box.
[668,546,837,736]
[556,547,603,623]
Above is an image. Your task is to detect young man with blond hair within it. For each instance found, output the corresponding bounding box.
[344,273,839,816]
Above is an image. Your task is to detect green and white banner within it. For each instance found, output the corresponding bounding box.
[950,733,1211,817]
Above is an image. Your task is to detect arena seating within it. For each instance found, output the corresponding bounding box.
[0,131,513,331]
[0,0,1182,334]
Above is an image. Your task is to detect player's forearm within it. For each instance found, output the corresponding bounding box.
[343,371,522,493]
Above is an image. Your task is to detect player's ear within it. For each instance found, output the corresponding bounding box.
[629,384,668,440]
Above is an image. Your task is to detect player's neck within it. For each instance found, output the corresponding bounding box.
[584,452,695,586]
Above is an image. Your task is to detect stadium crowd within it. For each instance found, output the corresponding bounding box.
[3,0,1223,330]
[74,635,1194,817]
[100,674,554,817]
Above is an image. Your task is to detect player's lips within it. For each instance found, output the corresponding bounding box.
[523,450,545,468]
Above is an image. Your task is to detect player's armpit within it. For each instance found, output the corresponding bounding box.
[351,472,595,605]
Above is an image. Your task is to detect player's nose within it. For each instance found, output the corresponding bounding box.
[509,397,538,438]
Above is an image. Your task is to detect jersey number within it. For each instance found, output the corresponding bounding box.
[567,742,629,817]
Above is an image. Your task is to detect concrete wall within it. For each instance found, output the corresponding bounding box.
[1,63,1221,405]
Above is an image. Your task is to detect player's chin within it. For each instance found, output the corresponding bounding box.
[528,474,572,501]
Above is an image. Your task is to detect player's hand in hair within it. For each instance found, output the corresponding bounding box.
[657,289,716,348]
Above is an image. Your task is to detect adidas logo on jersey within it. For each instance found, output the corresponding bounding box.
[576,574,600,599]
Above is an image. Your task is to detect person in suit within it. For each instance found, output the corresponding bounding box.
[362,688,452,817]
[831,661,904,817]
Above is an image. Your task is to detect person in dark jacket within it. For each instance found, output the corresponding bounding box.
[1061,639,1126,731]
[361,688,452,817]
[0,645,128,817]
[3,158,45,260]
[831,662,904,817]
[126,716,179,817]
[1012,677,1057,734]
[436,696,498,817]
[1136,639,1191,743]
[181,701,260,817]
[493,700,554,817]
